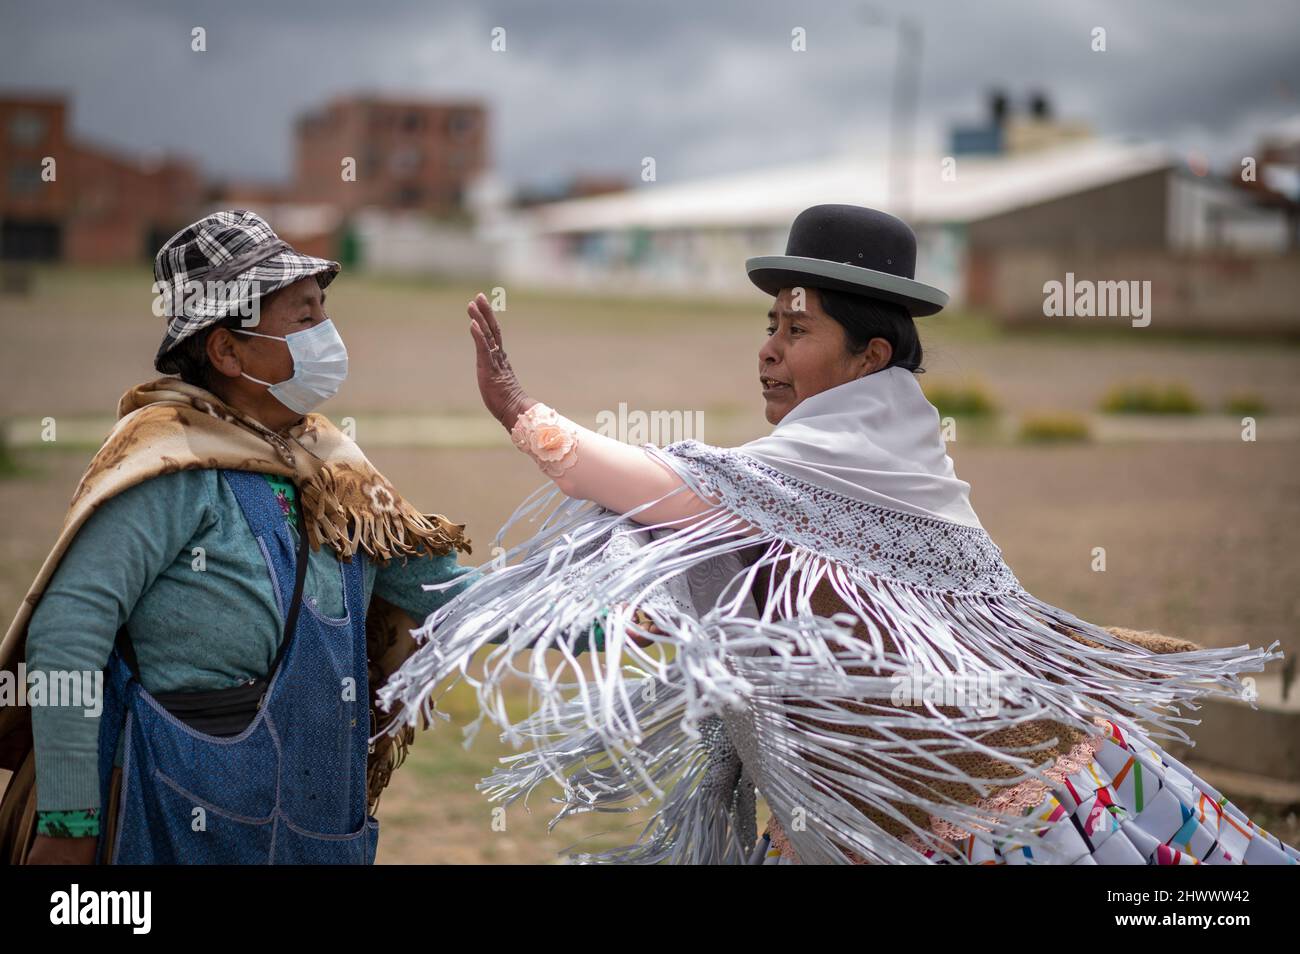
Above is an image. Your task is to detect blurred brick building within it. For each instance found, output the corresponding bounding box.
[2,92,489,266]
[0,95,203,263]
[293,95,487,216]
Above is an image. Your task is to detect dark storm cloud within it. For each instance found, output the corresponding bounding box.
[1,0,1296,188]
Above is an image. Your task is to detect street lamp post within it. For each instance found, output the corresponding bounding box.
[862,7,924,219]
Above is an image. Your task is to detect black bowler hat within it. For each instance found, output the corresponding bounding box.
[746,204,948,317]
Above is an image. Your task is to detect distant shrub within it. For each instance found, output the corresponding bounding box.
[1018,412,1092,443]
[1099,381,1201,415]
[0,426,17,477]
[1223,393,1268,416]
[922,380,997,417]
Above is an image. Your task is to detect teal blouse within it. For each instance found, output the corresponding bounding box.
[26,469,480,834]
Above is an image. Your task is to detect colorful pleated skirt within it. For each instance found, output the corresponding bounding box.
[760,719,1300,865]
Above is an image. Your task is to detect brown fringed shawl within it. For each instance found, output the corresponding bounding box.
[0,377,470,863]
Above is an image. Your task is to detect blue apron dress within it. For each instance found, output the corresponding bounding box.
[95,469,377,864]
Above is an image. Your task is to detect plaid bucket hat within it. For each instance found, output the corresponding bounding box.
[153,209,340,372]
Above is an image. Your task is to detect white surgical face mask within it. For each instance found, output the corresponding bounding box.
[234,318,348,414]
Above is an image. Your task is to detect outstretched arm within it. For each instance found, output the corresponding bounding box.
[466,293,720,528]
[509,401,717,526]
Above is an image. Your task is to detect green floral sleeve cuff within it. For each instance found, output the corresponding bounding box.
[36,808,100,838]
[262,473,300,529]
[582,606,657,652]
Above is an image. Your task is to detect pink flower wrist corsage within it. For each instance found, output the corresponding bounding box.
[510,402,580,478]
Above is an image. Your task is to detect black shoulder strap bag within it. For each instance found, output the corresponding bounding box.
[115,511,312,737]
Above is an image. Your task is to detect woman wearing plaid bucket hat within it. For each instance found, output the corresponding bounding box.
[0,210,478,865]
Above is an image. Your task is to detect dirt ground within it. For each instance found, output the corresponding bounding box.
[2,267,1298,863]
[4,266,1300,421]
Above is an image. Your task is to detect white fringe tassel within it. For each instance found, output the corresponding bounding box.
[376,472,1281,865]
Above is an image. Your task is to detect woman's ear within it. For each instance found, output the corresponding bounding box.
[206,328,244,380]
[862,337,893,374]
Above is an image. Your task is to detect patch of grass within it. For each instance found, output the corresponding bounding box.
[922,379,998,417]
[0,429,46,479]
[1223,393,1269,416]
[1018,412,1092,444]
[920,307,1006,343]
[405,731,494,783]
[0,430,18,478]
[1099,380,1202,415]
[334,273,765,331]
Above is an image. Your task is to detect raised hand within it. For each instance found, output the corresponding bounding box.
[467,292,535,430]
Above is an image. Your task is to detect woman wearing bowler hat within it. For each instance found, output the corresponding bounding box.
[379,204,1298,866]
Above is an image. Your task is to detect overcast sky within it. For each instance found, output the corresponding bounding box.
[2,0,1297,191]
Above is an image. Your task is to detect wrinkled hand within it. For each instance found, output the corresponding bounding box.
[468,292,535,430]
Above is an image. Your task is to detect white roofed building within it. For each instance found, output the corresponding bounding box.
[492,136,1297,329]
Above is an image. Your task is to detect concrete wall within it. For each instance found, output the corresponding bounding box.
[983,248,1300,335]
[352,209,496,277]
[967,169,1170,254]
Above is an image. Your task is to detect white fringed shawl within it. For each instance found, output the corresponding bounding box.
[376,368,1279,864]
